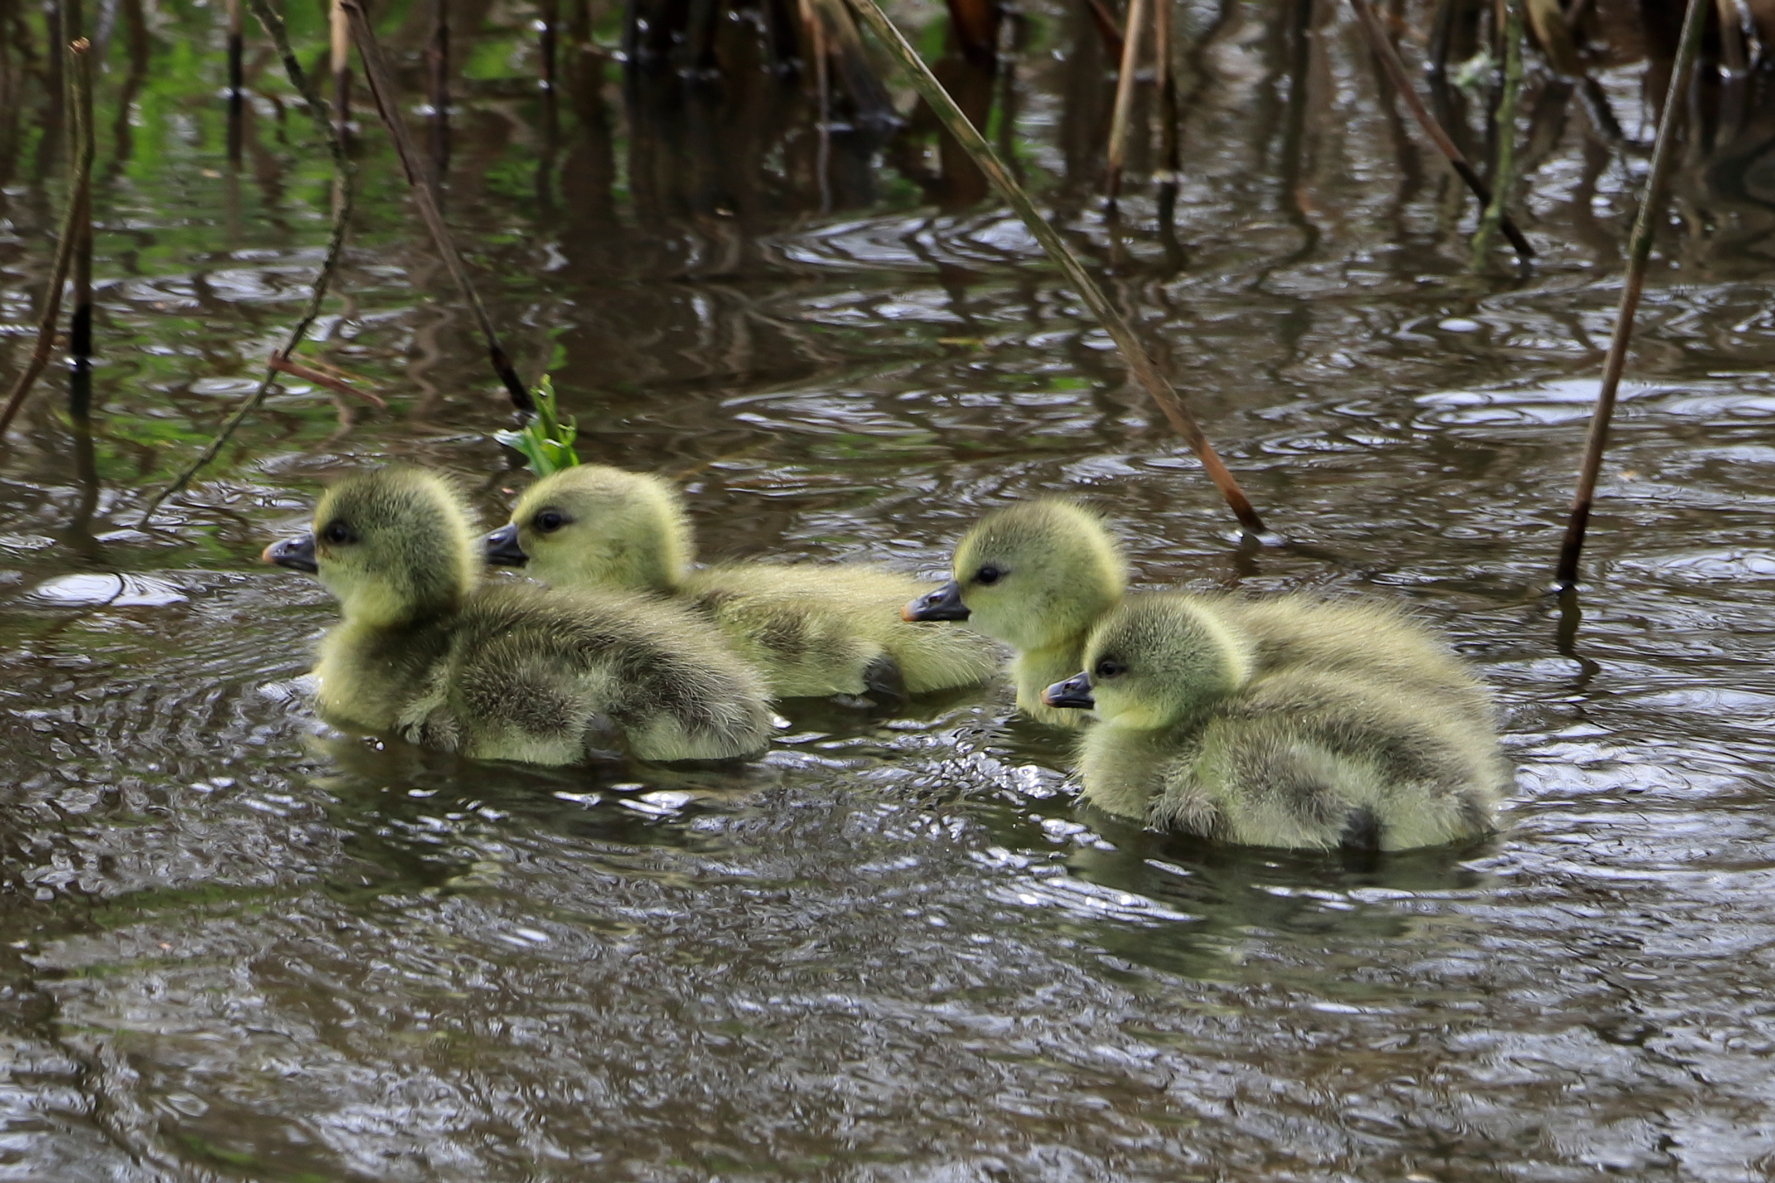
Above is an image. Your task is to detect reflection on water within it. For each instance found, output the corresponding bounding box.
[3,0,1775,1178]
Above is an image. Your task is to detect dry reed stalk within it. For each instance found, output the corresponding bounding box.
[1346,0,1534,261]
[844,0,1267,535]
[342,0,532,412]
[0,37,92,438]
[1553,0,1708,590]
[1103,0,1148,203]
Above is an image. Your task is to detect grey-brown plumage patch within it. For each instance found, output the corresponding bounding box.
[1339,807,1383,851]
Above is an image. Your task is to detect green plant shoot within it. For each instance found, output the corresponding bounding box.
[494,376,580,476]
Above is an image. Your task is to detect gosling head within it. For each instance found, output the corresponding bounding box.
[485,465,693,593]
[904,500,1125,653]
[1042,595,1251,730]
[263,467,478,628]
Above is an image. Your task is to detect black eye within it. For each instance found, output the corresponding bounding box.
[321,520,356,545]
[1094,659,1126,679]
[973,565,1002,586]
[533,509,567,534]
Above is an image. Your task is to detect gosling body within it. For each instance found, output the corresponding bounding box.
[488,465,1000,700]
[904,500,1124,727]
[1049,594,1507,851]
[267,468,772,764]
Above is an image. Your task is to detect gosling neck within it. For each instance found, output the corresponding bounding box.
[1011,637,1092,727]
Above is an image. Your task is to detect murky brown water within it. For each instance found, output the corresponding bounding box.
[4,0,1775,1178]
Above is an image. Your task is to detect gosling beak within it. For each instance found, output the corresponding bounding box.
[482,523,528,567]
[262,533,318,574]
[1041,672,1095,710]
[903,579,969,622]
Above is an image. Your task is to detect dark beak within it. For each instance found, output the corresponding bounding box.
[262,533,318,574]
[903,579,969,622]
[482,523,528,567]
[1042,672,1095,710]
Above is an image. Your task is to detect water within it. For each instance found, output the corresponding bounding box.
[3,0,1775,1178]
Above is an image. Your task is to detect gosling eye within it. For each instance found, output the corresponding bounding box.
[320,520,356,546]
[1094,659,1126,680]
[973,564,1003,586]
[532,509,568,534]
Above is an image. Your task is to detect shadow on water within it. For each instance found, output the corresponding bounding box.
[4,0,1775,1177]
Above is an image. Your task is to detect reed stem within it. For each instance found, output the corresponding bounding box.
[343,0,532,412]
[843,0,1266,535]
[1153,0,1178,182]
[1104,0,1148,203]
[1553,0,1708,590]
[1346,0,1534,261]
[0,37,91,438]
[1469,0,1522,266]
[64,0,93,376]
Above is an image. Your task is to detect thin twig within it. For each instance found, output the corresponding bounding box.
[342,0,532,412]
[1470,0,1522,265]
[844,0,1266,536]
[138,0,356,523]
[0,38,92,438]
[1554,0,1708,590]
[1347,0,1534,261]
[268,352,387,407]
[1104,0,1148,203]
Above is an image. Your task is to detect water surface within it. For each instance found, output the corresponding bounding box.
[3,0,1774,1178]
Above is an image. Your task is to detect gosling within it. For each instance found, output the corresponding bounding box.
[903,500,1124,727]
[1042,595,1508,851]
[263,467,773,765]
[482,465,1001,701]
